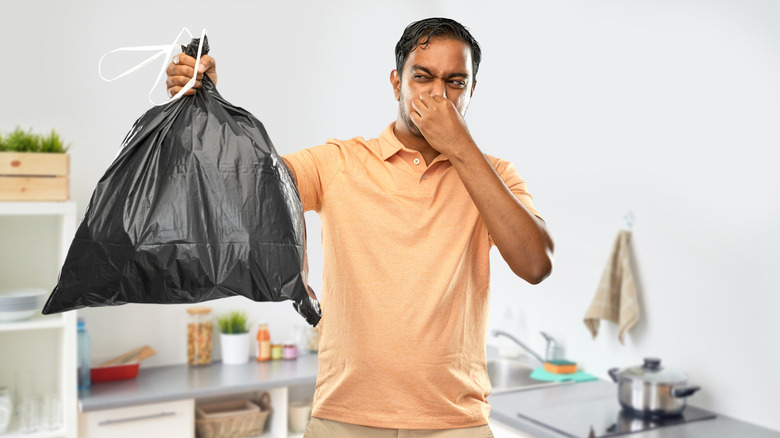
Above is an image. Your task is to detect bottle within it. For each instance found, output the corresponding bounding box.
[256,322,271,362]
[77,317,91,390]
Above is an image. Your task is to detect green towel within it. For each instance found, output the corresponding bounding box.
[530,367,598,382]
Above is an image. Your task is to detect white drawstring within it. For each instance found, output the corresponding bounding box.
[98,27,208,106]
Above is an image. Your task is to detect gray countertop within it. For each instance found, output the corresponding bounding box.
[79,353,318,412]
[488,379,780,438]
[79,351,779,437]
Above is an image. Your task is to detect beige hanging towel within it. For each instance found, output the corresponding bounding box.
[584,230,639,344]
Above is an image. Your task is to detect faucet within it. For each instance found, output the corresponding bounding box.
[490,329,545,364]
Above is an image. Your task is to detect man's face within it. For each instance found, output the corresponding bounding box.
[392,37,476,138]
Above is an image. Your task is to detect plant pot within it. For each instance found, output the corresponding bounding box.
[0,152,70,201]
[220,333,250,365]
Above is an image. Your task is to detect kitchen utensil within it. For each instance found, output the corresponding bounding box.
[97,345,156,367]
[608,357,701,417]
[90,362,141,383]
[544,359,578,374]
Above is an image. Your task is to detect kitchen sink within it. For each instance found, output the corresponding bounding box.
[487,357,572,394]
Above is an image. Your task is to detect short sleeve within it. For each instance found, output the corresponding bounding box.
[282,142,345,213]
[491,158,541,219]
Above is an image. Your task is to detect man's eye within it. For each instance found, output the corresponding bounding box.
[449,81,466,88]
[413,75,430,81]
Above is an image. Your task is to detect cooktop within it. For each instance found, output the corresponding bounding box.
[516,397,717,438]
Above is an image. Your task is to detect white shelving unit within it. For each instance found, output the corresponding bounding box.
[0,201,78,438]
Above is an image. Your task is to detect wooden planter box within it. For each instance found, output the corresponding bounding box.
[0,152,70,201]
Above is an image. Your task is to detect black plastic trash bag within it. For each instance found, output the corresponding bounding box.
[43,36,321,326]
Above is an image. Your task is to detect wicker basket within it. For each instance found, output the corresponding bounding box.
[196,392,271,438]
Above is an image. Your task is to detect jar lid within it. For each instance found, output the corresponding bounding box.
[619,357,688,383]
[186,307,212,315]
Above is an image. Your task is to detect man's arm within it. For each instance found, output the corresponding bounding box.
[411,94,554,284]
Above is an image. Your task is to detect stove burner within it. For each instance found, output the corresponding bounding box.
[517,397,716,437]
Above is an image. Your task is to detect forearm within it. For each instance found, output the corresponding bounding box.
[448,141,554,284]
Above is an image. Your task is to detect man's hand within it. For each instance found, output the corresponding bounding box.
[409,92,474,158]
[165,53,217,96]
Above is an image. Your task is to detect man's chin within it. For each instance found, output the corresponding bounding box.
[405,119,425,139]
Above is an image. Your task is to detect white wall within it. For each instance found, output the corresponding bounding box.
[1,0,778,432]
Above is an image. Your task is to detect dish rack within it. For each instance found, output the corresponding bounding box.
[195,392,271,438]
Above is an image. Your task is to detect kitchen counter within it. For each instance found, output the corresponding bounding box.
[488,379,780,438]
[80,351,778,437]
[79,353,318,412]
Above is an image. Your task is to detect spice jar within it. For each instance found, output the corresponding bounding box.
[283,341,298,360]
[271,342,283,360]
[186,307,213,365]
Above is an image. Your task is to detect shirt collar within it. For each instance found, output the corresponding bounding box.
[377,122,450,164]
[377,123,405,161]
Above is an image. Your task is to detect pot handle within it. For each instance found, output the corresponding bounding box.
[608,367,620,383]
[671,385,701,398]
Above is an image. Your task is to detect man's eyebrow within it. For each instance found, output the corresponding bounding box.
[410,65,469,79]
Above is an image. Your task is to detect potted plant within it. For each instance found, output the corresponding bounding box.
[0,127,71,201]
[216,311,250,365]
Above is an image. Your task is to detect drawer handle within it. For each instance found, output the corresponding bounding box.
[98,411,176,426]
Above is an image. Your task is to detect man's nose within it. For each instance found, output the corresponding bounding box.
[429,78,447,98]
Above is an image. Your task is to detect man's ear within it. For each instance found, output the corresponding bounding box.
[390,69,401,101]
[470,79,477,98]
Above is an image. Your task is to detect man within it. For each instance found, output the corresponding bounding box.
[167,17,553,437]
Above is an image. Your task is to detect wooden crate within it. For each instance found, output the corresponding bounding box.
[0,152,70,201]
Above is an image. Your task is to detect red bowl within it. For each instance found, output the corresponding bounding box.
[90,362,140,383]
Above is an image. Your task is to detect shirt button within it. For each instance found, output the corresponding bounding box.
[413,158,420,165]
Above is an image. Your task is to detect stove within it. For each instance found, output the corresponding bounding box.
[516,397,717,437]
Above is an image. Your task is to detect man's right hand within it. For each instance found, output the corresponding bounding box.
[165,53,217,96]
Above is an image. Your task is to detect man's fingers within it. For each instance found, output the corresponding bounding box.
[167,75,194,88]
[168,85,196,97]
[174,53,197,67]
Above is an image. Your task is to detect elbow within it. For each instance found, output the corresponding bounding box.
[522,256,553,285]
[511,248,554,285]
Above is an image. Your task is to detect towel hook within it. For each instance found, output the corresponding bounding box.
[624,211,635,230]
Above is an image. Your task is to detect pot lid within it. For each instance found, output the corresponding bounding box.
[619,357,688,383]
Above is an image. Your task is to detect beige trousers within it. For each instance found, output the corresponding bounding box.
[303,417,494,438]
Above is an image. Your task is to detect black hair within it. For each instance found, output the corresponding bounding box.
[394,17,482,80]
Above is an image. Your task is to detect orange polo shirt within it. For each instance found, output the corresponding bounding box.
[282,123,540,429]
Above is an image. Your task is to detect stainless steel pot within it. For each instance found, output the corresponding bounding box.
[608,357,700,418]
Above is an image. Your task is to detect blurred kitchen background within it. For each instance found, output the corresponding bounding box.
[1,0,778,433]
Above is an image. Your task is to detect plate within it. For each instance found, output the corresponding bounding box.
[0,308,37,322]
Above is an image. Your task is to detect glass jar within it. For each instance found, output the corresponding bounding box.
[271,342,283,360]
[283,341,298,360]
[186,307,213,365]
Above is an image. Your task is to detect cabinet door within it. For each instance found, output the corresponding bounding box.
[79,399,194,438]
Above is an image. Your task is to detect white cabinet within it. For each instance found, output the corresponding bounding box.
[0,201,78,438]
[78,399,194,438]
